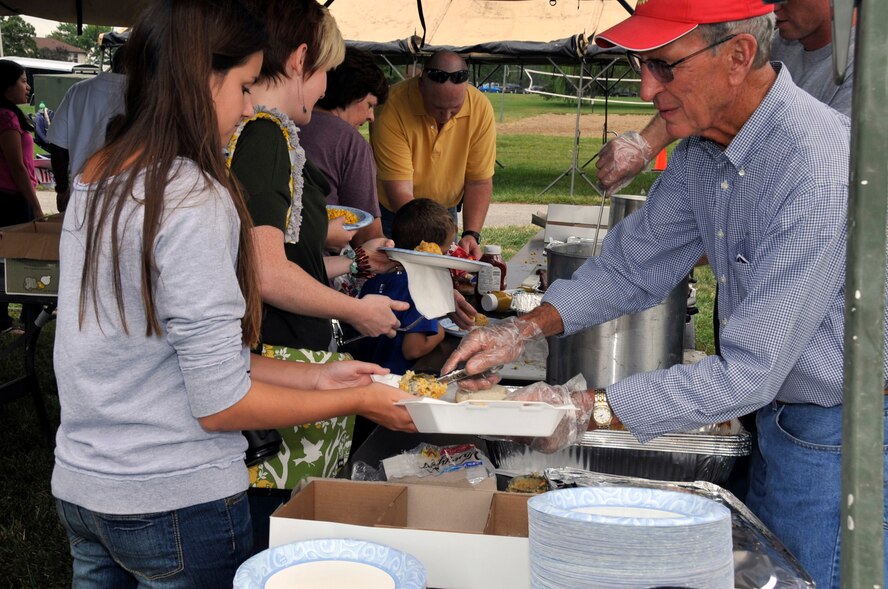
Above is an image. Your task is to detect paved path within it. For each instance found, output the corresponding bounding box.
[38,190,546,229]
[483,203,544,227]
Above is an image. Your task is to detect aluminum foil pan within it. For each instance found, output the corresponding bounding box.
[486,419,751,484]
[543,468,815,589]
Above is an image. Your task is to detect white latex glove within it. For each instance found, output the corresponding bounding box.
[595,131,653,196]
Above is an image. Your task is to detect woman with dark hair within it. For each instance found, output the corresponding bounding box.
[0,59,43,331]
[300,46,389,246]
[52,0,414,584]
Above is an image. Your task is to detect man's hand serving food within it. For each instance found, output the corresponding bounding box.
[441,315,545,390]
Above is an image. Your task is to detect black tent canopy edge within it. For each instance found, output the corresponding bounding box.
[101,30,623,65]
[347,36,625,65]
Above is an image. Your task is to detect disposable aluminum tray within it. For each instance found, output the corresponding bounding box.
[543,468,814,589]
[486,420,752,484]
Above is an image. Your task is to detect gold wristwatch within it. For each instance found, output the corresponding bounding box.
[592,389,613,429]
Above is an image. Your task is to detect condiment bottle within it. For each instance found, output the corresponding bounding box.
[480,290,513,313]
[477,245,506,294]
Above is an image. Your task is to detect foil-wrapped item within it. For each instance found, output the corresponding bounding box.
[543,468,815,589]
[487,419,751,484]
[510,291,543,314]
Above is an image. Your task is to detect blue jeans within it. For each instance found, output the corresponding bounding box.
[56,492,253,588]
[745,400,888,589]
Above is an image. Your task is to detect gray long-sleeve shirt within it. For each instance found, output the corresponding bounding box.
[52,159,252,514]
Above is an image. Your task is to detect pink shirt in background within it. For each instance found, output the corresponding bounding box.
[0,108,37,194]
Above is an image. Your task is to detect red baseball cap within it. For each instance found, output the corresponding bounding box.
[595,0,774,51]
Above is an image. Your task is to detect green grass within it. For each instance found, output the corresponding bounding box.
[0,308,68,589]
[492,135,660,204]
[484,93,655,122]
[693,265,717,355]
[480,225,541,261]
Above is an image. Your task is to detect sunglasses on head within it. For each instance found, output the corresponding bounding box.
[423,68,470,84]
[625,34,737,84]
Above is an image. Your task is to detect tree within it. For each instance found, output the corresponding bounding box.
[0,16,37,57]
[49,23,113,64]
[38,47,71,62]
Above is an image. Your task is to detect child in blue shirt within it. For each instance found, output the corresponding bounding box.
[358,198,455,373]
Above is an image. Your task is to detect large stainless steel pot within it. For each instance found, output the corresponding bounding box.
[546,194,687,387]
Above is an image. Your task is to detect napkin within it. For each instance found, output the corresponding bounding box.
[396,258,455,319]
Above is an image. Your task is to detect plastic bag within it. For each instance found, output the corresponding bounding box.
[379,443,495,488]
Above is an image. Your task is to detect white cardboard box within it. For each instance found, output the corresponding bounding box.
[269,479,531,589]
[543,203,609,243]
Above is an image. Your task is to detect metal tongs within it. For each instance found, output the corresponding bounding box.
[436,364,503,385]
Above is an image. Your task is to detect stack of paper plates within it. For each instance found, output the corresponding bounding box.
[527,487,733,588]
[234,538,427,589]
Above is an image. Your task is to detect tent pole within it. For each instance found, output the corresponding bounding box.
[537,58,596,197]
[499,65,507,122]
[840,0,887,584]
[569,62,584,195]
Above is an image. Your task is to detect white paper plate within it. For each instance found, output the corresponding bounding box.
[327,204,373,230]
[396,396,571,437]
[233,538,427,589]
[380,247,490,273]
[439,316,500,337]
[528,486,731,527]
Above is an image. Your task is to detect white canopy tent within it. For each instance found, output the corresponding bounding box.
[329,0,636,63]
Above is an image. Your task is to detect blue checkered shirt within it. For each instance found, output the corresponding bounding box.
[544,65,859,441]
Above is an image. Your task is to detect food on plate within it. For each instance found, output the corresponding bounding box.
[473,312,489,327]
[414,240,442,255]
[455,384,508,403]
[399,370,448,399]
[506,473,549,494]
[327,206,359,225]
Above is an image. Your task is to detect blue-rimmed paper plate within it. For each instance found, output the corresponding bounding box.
[440,316,500,337]
[380,247,490,273]
[234,538,427,589]
[528,486,731,527]
[327,205,373,230]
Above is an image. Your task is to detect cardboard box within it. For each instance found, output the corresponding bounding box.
[270,479,531,588]
[0,219,62,296]
[543,203,609,243]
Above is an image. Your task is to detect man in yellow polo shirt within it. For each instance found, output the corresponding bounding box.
[370,51,496,259]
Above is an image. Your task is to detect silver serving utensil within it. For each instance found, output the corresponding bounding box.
[437,364,504,385]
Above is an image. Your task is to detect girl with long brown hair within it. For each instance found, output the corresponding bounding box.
[52,1,414,585]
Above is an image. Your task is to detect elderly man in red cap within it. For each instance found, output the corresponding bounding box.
[443,1,870,587]
[596,0,853,194]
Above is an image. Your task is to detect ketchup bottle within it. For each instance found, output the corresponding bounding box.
[477,245,507,294]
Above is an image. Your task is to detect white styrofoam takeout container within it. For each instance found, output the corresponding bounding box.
[395,396,572,437]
